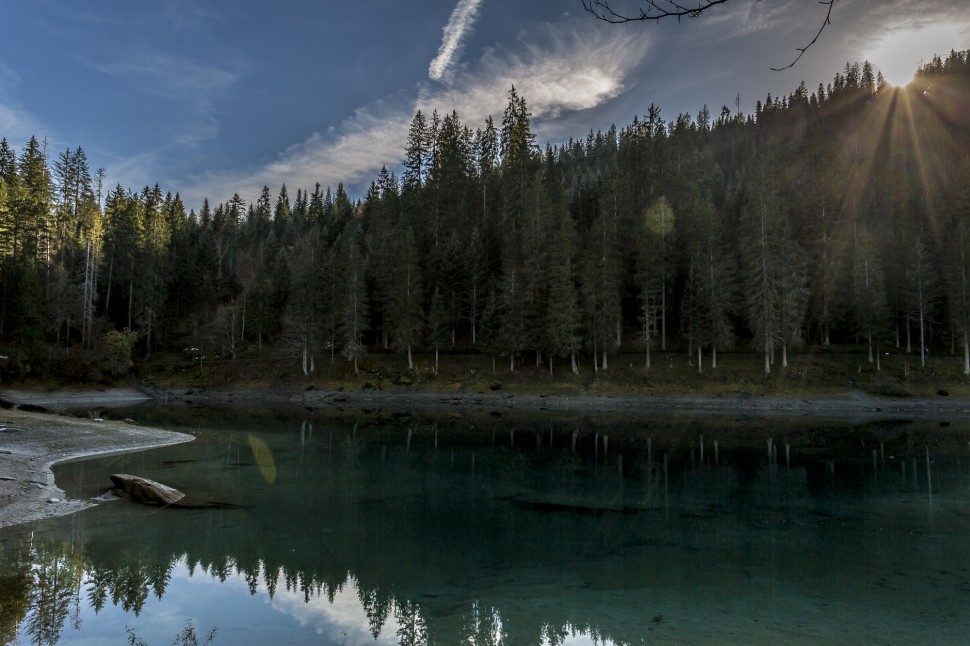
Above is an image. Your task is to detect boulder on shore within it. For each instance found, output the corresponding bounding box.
[110,473,185,506]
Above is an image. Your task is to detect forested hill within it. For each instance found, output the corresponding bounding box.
[1,52,969,380]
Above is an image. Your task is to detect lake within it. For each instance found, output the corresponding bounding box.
[2,404,970,645]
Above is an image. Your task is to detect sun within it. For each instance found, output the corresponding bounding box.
[866,24,966,87]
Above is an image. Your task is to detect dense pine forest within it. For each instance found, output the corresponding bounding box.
[1,52,969,381]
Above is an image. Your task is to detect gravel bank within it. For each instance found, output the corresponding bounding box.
[0,408,194,529]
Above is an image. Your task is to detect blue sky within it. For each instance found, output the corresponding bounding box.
[1,0,968,210]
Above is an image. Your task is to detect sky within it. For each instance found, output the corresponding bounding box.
[1,0,968,210]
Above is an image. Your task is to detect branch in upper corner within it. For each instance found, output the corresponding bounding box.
[582,0,731,23]
[771,0,837,71]
[583,0,838,70]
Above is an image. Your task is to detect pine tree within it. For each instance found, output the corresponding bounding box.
[852,224,887,369]
[906,237,936,368]
[739,153,807,373]
[16,136,51,262]
[427,285,449,375]
[387,227,423,369]
[583,184,622,370]
[335,224,368,375]
[284,229,324,375]
[544,209,582,374]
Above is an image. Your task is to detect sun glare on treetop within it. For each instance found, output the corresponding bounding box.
[867,24,967,86]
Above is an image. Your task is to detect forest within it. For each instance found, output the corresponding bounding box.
[0,51,969,380]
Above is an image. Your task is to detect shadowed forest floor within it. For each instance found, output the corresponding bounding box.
[129,343,970,401]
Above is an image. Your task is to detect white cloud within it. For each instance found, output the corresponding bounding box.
[180,20,650,208]
[429,0,485,81]
[0,61,46,144]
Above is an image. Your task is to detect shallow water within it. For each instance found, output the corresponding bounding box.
[3,405,970,645]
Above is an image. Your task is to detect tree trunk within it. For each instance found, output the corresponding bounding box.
[964,330,970,376]
[919,300,926,368]
[782,342,788,369]
[105,255,113,316]
[764,348,771,374]
[435,346,439,376]
[571,352,578,375]
[549,355,553,375]
[601,349,608,370]
[906,311,912,354]
[407,344,413,370]
[127,273,134,331]
[697,346,702,374]
[868,330,874,363]
[712,345,717,369]
[510,354,514,373]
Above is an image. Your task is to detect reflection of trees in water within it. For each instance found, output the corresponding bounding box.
[13,412,970,645]
[0,538,88,646]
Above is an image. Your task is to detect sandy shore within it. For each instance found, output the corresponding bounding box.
[0,406,194,529]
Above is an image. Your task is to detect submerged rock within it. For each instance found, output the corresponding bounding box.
[109,473,245,510]
[110,473,185,506]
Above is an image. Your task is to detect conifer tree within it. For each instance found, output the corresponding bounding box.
[544,209,582,374]
[427,285,449,375]
[387,227,423,369]
[906,237,936,368]
[852,224,887,369]
[335,224,368,375]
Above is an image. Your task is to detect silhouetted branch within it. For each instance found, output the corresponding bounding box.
[582,0,838,70]
[770,0,836,71]
[582,0,730,23]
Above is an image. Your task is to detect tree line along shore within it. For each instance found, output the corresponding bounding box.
[0,53,969,385]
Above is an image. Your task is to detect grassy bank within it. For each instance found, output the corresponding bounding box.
[128,343,970,400]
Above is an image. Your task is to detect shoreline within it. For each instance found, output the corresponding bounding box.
[164,387,970,419]
[2,385,970,531]
[0,407,194,530]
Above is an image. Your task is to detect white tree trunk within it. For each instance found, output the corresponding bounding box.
[764,348,771,374]
[712,345,717,369]
[571,353,578,375]
[964,331,970,376]
[697,346,702,374]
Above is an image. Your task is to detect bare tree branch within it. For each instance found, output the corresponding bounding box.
[582,0,838,70]
[770,0,836,71]
[582,0,730,23]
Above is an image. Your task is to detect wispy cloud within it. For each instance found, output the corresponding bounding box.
[0,61,46,144]
[429,0,484,81]
[85,51,240,148]
[180,20,649,208]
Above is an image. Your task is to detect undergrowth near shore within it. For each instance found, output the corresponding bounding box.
[122,343,970,400]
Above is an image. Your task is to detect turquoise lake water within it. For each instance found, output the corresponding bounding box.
[2,405,970,644]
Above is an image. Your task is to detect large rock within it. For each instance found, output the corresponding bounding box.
[110,473,185,506]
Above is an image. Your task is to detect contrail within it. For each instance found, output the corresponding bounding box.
[428,0,484,81]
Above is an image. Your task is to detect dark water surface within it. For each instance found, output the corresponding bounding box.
[3,405,970,645]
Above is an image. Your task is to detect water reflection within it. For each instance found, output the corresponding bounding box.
[3,407,970,644]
